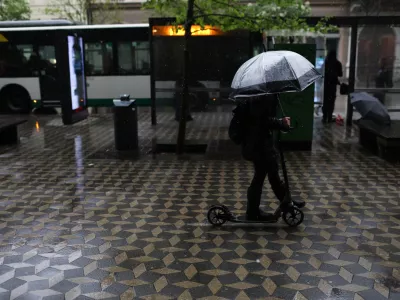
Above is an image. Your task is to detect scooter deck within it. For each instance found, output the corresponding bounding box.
[228,215,279,224]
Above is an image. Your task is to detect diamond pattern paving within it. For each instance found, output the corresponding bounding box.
[0,107,399,300]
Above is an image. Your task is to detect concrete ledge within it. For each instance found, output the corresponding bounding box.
[357,119,400,162]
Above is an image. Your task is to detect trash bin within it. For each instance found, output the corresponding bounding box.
[274,44,316,151]
[113,95,138,151]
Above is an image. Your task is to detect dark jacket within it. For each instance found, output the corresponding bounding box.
[324,59,343,88]
[242,95,289,161]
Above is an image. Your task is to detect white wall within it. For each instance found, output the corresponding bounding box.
[29,0,150,22]
[29,0,57,20]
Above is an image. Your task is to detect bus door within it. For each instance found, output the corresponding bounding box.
[36,45,60,107]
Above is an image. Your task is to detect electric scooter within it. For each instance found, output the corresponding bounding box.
[207,104,305,227]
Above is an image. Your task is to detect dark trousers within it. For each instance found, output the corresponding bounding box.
[323,88,337,122]
[247,153,285,215]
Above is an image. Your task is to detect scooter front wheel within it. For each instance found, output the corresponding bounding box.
[207,205,229,226]
[283,207,304,227]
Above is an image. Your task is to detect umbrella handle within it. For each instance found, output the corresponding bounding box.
[277,94,301,130]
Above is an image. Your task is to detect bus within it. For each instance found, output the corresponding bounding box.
[0,20,260,114]
[0,21,151,113]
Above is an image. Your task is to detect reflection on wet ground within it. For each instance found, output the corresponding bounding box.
[0,107,399,300]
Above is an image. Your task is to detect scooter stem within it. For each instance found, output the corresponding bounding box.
[276,94,291,195]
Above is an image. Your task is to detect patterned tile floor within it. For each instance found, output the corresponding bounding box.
[0,107,399,300]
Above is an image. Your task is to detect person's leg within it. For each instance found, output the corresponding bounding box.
[246,160,274,220]
[327,95,336,122]
[266,153,306,208]
[323,86,335,123]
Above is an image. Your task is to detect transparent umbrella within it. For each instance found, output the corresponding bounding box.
[230,50,322,100]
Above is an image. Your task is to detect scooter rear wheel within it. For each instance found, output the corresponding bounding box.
[207,205,228,226]
[283,207,304,227]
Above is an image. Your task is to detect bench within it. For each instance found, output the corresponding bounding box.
[0,117,28,145]
[357,119,400,162]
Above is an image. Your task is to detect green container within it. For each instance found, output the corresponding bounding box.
[274,44,317,151]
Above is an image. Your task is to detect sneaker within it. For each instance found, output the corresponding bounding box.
[246,209,277,221]
[280,193,305,209]
[292,198,306,208]
[258,210,278,221]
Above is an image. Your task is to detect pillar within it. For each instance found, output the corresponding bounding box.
[393,27,400,84]
[338,27,350,80]
[315,36,326,105]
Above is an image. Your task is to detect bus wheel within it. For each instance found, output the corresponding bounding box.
[0,85,31,114]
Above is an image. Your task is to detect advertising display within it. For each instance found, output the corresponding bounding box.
[62,34,88,125]
[67,36,86,110]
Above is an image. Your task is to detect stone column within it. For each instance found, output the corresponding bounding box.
[393,27,400,84]
[315,36,326,105]
[338,27,350,80]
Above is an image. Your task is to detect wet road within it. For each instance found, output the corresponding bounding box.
[0,108,399,300]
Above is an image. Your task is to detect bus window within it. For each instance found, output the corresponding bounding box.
[0,44,32,77]
[85,42,113,75]
[134,41,150,75]
[39,46,56,65]
[16,45,34,62]
[38,45,57,77]
[117,41,150,75]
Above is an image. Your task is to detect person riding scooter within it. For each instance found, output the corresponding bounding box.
[241,94,305,221]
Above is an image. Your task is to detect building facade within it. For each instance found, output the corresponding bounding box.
[29,0,52,20]
[29,0,152,23]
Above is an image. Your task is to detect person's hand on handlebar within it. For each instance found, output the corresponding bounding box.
[280,117,291,133]
[282,117,291,127]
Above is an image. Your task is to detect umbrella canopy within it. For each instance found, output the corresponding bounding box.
[230,50,322,99]
[350,92,391,125]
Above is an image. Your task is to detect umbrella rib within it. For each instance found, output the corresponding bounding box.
[283,56,300,90]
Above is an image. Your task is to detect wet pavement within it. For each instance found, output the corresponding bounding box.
[0,107,399,300]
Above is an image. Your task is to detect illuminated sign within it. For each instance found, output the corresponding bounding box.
[152,25,223,36]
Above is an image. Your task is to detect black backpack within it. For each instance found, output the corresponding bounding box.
[229,101,249,145]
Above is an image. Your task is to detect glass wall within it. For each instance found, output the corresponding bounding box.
[152,32,252,112]
[355,25,400,114]
[356,25,398,89]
